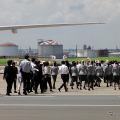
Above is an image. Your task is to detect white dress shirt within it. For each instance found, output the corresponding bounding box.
[31,62,36,73]
[77,63,82,70]
[20,59,32,73]
[59,64,69,74]
[43,66,51,75]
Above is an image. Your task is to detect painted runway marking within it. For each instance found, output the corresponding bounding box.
[4,96,55,98]
[0,104,120,107]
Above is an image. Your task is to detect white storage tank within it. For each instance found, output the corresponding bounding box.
[38,40,63,59]
[0,42,18,56]
[77,49,98,57]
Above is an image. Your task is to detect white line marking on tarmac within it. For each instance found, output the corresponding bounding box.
[4,96,55,98]
[0,104,120,107]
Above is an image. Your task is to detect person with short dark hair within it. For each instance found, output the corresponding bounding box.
[24,54,29,59]
[61,61,65,64]
[3,60,14,96]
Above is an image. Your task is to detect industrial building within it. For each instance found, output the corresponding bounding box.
[77,49,98,58]
[98,49,108,57]
[0,42,18,57]
[109,52,120,57]
[38,40,63,59]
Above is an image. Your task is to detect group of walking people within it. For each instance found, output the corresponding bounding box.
[3,55,59,95]
[58,60,120,92]
[3,54,120,96]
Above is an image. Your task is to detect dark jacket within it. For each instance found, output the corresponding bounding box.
[34,64,43,79]
[4,65,14,79]
[13,67,18,79]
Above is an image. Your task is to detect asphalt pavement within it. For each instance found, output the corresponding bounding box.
[0,65,120,120]
[0,95,120,120]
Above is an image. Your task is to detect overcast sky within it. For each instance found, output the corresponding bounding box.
[0,0,120,50]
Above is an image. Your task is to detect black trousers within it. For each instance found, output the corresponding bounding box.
[70,76,78,86]
[44,74,52,90]
[60,74,67,90]
[12,78,17,91]
[113,76,119,83]
[22,72,31,93]
[6,78,13,94]
[88,75,94,88]
[34,76,44,93]
[39,80,45,93]
[52,75,57,88]
[79,75,87,82]
[96,76,102,82]
[66,74,69,82]
[88,75,94,83]
[30,74,34,91]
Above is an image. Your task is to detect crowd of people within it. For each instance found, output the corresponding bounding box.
[3,54,120,96]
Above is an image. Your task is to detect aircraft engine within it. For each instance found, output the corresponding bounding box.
[12,29,17,33]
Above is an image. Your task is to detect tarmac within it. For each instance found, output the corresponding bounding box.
[0,95,120,120]
[0,66,120,96]
[0,66,120,120]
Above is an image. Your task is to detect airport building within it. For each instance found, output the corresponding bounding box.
[38,40,63,59]
[0,42,18,57]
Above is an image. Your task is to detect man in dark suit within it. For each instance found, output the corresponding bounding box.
[34,61,44,94]
[3,60,14,96]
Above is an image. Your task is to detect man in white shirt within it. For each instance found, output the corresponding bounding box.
[58,61,69,92]
[20,54,32,95]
